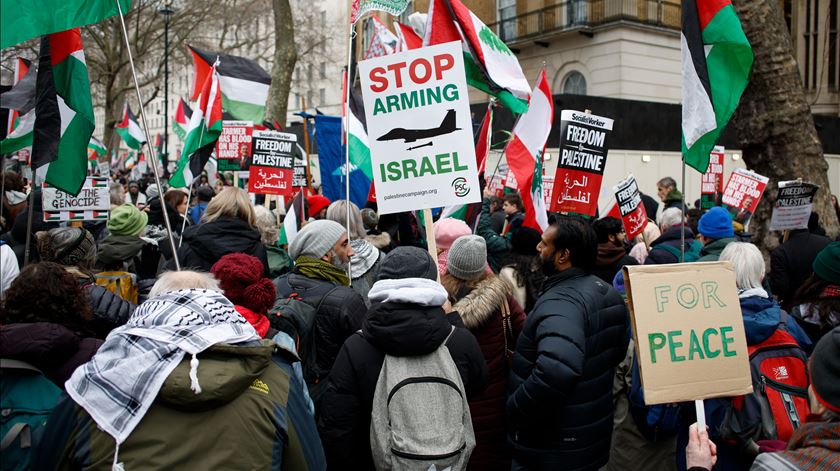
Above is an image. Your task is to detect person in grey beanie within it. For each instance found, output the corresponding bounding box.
[318,246,487,469]
[442,235,526,470]
[274,218,367,408]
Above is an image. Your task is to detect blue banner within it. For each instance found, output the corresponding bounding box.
[313,114,370,208]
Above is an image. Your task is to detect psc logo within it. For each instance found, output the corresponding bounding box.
[451,177,470,197]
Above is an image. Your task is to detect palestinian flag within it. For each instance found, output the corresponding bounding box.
[87,136,106,171]
[169,61,223,188]
[0,61,37,155]
[173,98,192,140]
[278,190,307,246]
[394,21,423,51]
[0,0,132,48]
[440,101,493,224]
[504,69,552,232]
[115,102,145,150]
[188,45,270,123]
[31,28,95,196]
[424,0,530,114]
[5,58,32,137]
[681,0,753,173]
[347,87,373,181]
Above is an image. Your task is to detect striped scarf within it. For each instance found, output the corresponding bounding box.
[753,421,840,471]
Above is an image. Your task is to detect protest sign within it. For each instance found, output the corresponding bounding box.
[292,143,308,188]
[359,41,480,214]
[721,168,769,225]
[613,174,648,240]
[550,110,613,217]
[769,180,819,231]
[98,161,110,177]
[542,175,555,205]
[700,146,725,210]
[248,130,296,196]
[623,263,752,404]
[216,121,253,171]
[42,177,109,222]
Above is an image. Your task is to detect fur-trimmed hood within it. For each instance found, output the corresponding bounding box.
[365,232,391,250]
[451,276,513,330]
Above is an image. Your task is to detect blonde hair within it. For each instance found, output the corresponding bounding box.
[201,186,256,226]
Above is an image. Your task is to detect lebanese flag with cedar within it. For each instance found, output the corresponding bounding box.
[504,69,552,232]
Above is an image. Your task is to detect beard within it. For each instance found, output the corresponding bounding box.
[540,251,559,277]
[330,251,349,272]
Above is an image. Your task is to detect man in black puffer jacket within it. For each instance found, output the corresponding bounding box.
[273,220,368,407]
[507,216,629,471]
[317,246,487,469]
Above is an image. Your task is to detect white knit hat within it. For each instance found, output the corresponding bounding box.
[446,235,487,281]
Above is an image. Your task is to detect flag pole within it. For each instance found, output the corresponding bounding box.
[115,0,180,270]
[681,157,687,263]
[343,18,356,284]
[300,95,313,192]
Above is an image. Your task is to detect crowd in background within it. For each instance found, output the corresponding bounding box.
[1,166,839,471]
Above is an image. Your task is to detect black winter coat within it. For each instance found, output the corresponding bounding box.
[83,283,135,338]
[167,217,268,274]
[0,323,102,388]
[317,301,487,470]
[507,267,628,470]
[770,229,832,309]
[273,271,367,399]
[644,225,696,265]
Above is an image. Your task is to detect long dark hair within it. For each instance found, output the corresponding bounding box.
[501,252,544,312]
[792,273,840,329]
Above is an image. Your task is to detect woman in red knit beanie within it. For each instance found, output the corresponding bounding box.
[210,253,276,338]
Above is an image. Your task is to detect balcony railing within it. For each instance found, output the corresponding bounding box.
[490,0,681,43]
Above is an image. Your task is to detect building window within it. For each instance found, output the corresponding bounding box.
[562,71,587,95]
[320,62,326,79]
[830,0,838,89]
[319,88,325,105]
[497,0,517,42]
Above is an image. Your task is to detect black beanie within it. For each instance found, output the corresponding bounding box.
[811,326,840,414]
[377,246,437,281]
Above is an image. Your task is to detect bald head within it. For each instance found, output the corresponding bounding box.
[149,271,221,299]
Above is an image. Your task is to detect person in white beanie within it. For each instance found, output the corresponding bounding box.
[442,235,526,471]
[274,218,367,408]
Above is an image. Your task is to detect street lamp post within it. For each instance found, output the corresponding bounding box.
[159,2,174,178]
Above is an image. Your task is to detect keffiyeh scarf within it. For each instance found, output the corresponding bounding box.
[65,289,259,446]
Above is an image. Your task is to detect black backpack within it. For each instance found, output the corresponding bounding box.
[269,275,338,401]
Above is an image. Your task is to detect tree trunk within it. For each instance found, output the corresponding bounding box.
[266,0,297,127]
[731,0,839,251]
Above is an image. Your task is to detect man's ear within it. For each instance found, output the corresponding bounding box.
[554,248,570,268]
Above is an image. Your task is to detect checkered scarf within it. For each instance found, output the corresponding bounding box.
[65,289,260,445]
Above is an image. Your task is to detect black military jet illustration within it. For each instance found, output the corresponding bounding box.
[377,109,459,143]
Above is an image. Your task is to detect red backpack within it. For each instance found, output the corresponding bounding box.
[721,312,810,449]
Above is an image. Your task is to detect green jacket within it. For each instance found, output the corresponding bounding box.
[266,245,294,279]
[698,237,735,262]
[476,198,512,272]
[34,341,325,470]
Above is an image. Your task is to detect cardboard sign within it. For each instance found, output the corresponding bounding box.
[359,41,481,214]
[550,110,614,217]
[624,263,753,404]
[216,121,254,171]
[700,146,725,210]
[769,181,819,231]
[721,168,769,225]
[42,177,110,222]
[247,130,296,196]
[613,174,648,240]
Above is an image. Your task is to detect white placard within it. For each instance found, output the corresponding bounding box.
[359,41,480,214]
[42,177,110,222]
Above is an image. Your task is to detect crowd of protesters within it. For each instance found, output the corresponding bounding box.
[1,167,839,471]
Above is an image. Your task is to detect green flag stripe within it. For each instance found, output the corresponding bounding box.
[0,132,33,154]
[348,134,373,180]
[221,94,265,123]
[0,0,132,49]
